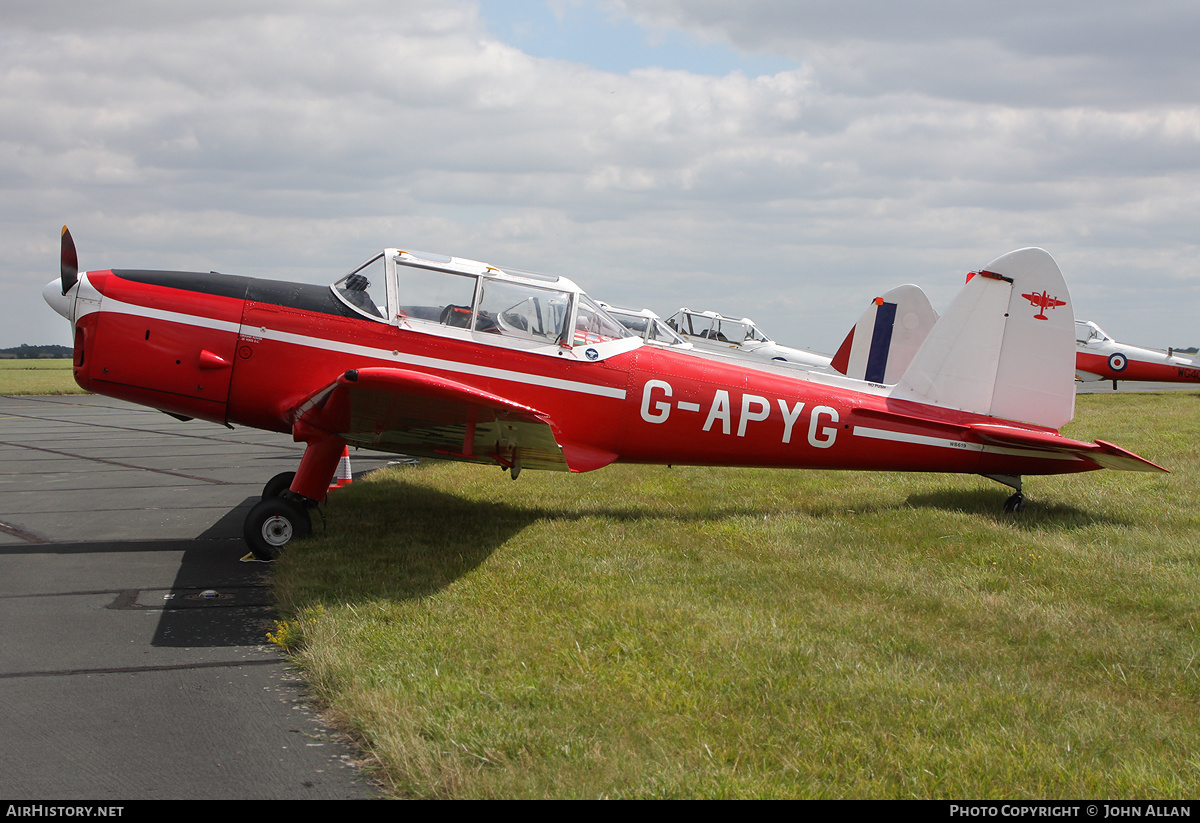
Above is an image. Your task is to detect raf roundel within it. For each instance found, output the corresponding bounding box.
[1108,352,1128,372]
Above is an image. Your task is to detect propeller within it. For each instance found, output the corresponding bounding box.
[60,225,78,295]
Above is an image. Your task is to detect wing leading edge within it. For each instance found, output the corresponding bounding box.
[292,366,617,473]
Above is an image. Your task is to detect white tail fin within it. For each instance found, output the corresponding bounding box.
[830,285,939,384]
[890,248,1076,429]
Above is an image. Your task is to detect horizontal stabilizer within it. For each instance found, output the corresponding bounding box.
[853,408,1166,473]
[1087,440,1169,473]
[966,424,1167,473]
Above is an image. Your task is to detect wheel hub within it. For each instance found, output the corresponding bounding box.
[261,515,294,546]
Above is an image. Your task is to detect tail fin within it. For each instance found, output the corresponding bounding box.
[830,285,939,384]
[890,248,1076,429]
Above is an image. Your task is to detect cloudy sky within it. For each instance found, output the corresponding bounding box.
[4,0,1199,354]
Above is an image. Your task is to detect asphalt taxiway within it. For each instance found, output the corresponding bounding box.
[0,395,395,800]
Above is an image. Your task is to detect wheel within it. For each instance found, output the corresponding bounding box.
[1003,492,1026,514]
[244,497,311,561]
[261,471,296,500]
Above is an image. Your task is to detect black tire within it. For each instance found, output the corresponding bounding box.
[261,471,297,500]
[1003,493,1026,514]
[243,497,311,561]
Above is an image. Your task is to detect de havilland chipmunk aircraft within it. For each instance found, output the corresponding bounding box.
[1074,320,1200,388]
[44,228,1165,559]
[664,308,834,370]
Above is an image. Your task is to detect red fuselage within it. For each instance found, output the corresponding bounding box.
[69,268,1103,481]
[1076,351,1200,383]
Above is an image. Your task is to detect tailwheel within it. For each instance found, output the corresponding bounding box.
[261,471,297,500]
[983,474,1025,515]
[244,496,311,561]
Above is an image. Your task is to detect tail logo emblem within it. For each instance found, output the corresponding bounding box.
[1022,290,1066,320]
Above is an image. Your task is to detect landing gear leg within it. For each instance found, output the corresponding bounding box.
[983,474,1025,514]
[242,433,346,559]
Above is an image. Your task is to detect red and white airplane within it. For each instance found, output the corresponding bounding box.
[1075,320,1200,388]
[44,228,1165,558]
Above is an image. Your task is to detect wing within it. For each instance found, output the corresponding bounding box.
[290,367,616,473]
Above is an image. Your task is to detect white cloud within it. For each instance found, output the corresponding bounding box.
[608,0,1200,105]
[3,0,1198,355]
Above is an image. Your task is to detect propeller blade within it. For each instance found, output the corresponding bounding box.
[60,225,78,295]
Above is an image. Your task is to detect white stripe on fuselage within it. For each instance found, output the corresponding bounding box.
[105,298,242,334]
[101,296,1082,456]
[102,297,628,401]
[852,426,1080,462]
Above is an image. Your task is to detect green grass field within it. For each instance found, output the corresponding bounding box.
[0,359,84,395]
[268,391,1200,798]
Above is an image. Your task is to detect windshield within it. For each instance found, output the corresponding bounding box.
[718,318,770,344]
[573,295,632,346]
[333,254,388,320]
[607,307,687,345]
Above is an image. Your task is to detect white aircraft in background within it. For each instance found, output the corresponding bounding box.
[597,303,692,349]
[664,308,833,370]
[1074,320,1200,388]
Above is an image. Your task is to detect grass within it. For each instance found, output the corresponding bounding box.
[267,392,1200,797]
[0,359,85,395]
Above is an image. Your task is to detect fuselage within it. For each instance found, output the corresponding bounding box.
[1076,346,1200,383]
[1075,320,1200,383]
[56,266,1103,480]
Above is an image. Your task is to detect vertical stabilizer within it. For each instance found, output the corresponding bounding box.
[830,285,939,384]
[890,248,1076,429]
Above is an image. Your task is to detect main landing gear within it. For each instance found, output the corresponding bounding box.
[243,435,346,561]
[985,474,1026,514]
[244,491,312,561]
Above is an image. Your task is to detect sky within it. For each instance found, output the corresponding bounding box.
[3,0,1199,354]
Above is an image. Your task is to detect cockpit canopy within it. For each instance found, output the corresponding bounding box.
[1075,320,1112,346]
[333,248,632,349]
[599,303,690,347]
[665,308,771,345]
